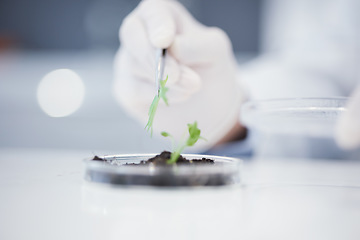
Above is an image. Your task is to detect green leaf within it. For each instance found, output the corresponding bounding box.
[159,76,169,106]
[186,121,202,146]
[161,131,170,137]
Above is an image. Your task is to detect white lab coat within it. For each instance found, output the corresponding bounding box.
[240,0,360,100]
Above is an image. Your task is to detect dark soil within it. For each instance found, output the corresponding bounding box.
[92,151,214,166]
[139,151,214,165]
[92,155,105,161]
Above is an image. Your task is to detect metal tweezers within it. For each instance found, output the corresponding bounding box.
[155,48,167,96]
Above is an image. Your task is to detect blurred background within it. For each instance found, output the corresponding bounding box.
[0,0,261,153]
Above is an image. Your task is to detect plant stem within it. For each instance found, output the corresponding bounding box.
[145,96,160,135]
[167,145,186,164]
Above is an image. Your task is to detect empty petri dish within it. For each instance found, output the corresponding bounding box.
[83,154,242,187]
[241,97,348,138]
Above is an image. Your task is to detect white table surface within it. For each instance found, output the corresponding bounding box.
[1,148,360,240]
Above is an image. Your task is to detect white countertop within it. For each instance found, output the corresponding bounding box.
[1,148,360,240]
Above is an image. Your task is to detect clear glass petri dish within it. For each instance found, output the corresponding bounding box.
[83,154,242,187]
[241,97,348,138]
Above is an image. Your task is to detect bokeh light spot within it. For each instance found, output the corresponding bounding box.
[37,69,85,117]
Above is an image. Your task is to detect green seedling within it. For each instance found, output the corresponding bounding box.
[161,121,206,164]
[145,76,169,135]
[145,76,205,163]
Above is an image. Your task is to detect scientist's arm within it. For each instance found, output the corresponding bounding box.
[240,0,359,100]
[113,0,247,151]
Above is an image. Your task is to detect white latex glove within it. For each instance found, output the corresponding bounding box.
[335,85,360,149]
[113,0,246,150]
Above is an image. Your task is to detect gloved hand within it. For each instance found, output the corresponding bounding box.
[335,85,360,149]
[113,0,246,150]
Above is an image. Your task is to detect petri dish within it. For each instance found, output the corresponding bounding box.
[83,154,242,187]
[241,97,348,138]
